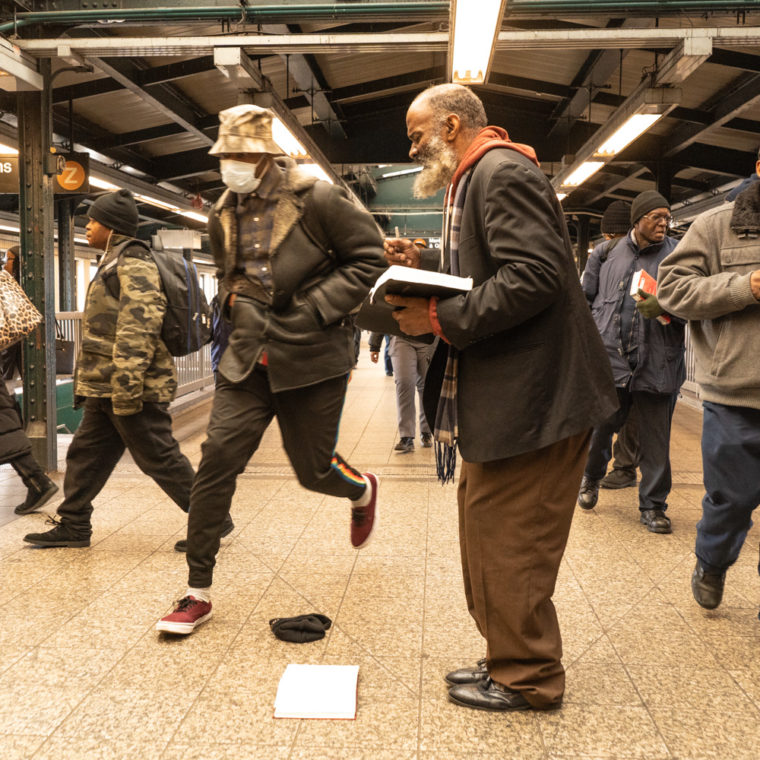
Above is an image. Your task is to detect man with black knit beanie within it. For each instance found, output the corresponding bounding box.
[23,190,213,548]
[577,190,685,535]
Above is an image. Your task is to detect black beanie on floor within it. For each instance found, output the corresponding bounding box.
[88,189,139,237]
[630,190,670,225]
[269,614,332,643]
[600,200,631,235]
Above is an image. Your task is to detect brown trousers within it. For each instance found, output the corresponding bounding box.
[457,430,591,709]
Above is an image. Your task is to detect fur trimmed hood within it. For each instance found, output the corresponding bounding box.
[730,180,760,238]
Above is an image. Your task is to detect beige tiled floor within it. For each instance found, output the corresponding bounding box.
[2,348,760,759]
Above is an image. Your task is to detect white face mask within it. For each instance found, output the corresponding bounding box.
[220,158,263,194]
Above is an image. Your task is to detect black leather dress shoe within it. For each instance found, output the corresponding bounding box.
[445,658,488,686]
[692,559,725,610]
[448,677,539,712]
[640,508,672,534]
[577,476,599,510]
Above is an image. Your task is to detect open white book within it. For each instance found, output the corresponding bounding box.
[273,664,359,720]
[355,265,473,338]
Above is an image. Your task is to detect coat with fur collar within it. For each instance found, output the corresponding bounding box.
[208,157,385,391]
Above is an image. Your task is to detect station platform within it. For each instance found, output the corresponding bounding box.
[1,345,758,760]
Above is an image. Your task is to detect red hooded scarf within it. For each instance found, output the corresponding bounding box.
[449,126,539,199]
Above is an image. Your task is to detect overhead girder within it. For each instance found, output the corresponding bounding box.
[663,71,760,157]
[16,27,760,59]
[91,56,214,146]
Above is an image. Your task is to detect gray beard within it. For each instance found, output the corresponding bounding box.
[412,137,458,199]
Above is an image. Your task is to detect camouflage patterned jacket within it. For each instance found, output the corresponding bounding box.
[74,234,177,414]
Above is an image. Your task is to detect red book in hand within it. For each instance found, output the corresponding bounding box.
[630,269,671,325]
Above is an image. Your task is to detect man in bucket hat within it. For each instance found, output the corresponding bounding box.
[158,104,385,635]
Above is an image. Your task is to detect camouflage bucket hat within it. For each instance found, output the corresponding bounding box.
[209,104,283,156]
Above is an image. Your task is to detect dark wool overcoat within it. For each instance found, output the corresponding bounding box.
[425,148,619,463]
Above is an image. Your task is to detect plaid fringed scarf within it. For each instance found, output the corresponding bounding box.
[434,170,472,484]
[432,127,539,484]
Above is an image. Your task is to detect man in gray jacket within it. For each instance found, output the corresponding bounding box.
[658,173,760,611]
[577,191,685,535]
[157,105,385,635]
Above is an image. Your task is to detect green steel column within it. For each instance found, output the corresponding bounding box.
[18,58,57,471]
[57,198,77,311]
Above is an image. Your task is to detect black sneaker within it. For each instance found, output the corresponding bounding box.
[23,517,90,548]
[174,513,234,553]
[421,433,433,448]
[394,437,414,453]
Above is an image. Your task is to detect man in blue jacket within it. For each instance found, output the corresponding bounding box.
[577,191,685,534]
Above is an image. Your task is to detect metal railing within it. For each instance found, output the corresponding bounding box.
[55,312,214,397]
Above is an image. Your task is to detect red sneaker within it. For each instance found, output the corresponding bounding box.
[156,596,212,635]
[351,472,378,549]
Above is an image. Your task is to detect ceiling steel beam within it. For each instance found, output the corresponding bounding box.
[547,18,654,141]
[262,23,346,140]
[16,26,760,60]
[663,71,760,157]
[90,56,214,146]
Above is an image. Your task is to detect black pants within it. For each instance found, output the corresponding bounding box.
[610,406,639,473]
[186,367,366,588]
[584,387,675,512]
[57,398,194,534]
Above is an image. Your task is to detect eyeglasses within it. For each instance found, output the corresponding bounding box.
[641,212,672,225]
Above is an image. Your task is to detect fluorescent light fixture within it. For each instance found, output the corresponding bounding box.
[562,161,604,188]
[180,210,208,223]
[75,236,88,244]
[90,175,120,190]
[134,193,180,213]
[298,163,334,184]
[450,0,506,84]
[272,118,307,158]
[594,113,664,157]
[556,192,568,201]
[0,142,17,155]
[381,167,423,179]
[0,222,19,232]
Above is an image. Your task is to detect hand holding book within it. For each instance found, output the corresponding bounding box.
[385,294,433,336]
[630,269,671,325]
[635,289,665,320]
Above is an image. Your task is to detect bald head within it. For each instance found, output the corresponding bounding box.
[411,84,487,137]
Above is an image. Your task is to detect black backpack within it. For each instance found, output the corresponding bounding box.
[104,239,212,357]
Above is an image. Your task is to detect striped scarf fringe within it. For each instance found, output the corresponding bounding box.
[434,350,459,484]
[433,170,471,484]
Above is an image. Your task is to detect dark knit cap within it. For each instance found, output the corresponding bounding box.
[630,190,670,224]
[269,614,332,643]
[600,200,631,235]
[88,189,139,237]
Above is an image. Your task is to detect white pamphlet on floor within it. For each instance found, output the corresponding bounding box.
[273,664,359,720]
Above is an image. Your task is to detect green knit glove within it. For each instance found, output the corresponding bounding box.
[636,290,665,319]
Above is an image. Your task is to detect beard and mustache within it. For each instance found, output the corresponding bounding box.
[412,133,459,199]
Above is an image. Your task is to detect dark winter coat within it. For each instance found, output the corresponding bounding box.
[0,379,30,464]
[427,148,618,463]
[585,231,685,394]
[208,158,385,392]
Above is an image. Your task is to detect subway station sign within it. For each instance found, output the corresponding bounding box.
[0,151,90,195]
